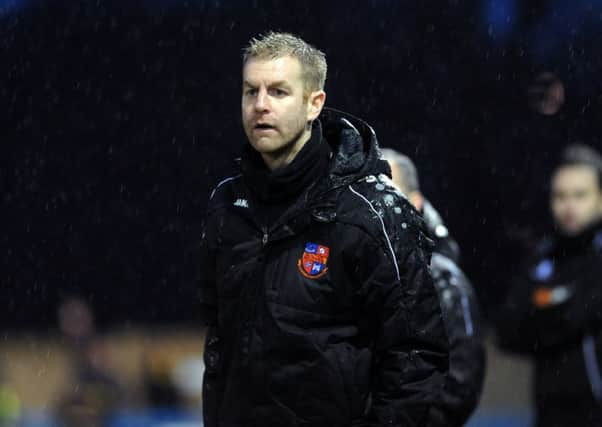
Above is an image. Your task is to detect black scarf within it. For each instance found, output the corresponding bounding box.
[241,120,332,225]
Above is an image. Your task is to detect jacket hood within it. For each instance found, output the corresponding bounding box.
[319,108,391,185]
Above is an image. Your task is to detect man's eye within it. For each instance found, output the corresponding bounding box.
[245,89,257,96]
[270,88,287,96]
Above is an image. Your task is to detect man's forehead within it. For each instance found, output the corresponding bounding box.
[555,164,597,178]
[552,165,599,187]
[243,56,302,82]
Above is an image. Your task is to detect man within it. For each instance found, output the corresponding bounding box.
[199,32,450,427]
[55,296,122,427]
[497,144,602,426]
[381,150,462,262]
[382,148,485,426]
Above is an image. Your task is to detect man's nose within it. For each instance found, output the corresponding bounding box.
[254,88,269,112]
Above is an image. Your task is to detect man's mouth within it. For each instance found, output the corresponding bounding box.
[254,123,275,130]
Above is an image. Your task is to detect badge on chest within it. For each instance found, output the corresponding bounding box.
[298,242,330,279]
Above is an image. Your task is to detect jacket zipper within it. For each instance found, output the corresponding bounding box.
[241,227,269,366]
[262,227,269,245]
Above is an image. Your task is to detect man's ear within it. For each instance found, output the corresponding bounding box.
[307,90,326,121]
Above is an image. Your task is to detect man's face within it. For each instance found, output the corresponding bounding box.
[242,56,313,157]
[387,160,407,194]
[551,165,602,235]
[386,159,423,211]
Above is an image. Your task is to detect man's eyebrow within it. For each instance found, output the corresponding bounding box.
[243,80,292,88]
[268,80,291,88]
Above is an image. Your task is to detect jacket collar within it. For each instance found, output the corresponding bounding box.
[553,218,602,257]
[230,108,390,240]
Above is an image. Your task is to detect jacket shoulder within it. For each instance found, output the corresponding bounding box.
[431,252,478,306]
[206,175,242,212]
[338,174,430,251]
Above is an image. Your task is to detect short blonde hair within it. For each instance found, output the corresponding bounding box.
[242,32,327,94]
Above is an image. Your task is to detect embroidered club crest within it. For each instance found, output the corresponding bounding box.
[298,242,330,279]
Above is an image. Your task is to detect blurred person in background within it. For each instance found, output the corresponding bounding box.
[497,144,602,427]
[54,296,123,427]
[200,32,450,427]
[382,148,485,427]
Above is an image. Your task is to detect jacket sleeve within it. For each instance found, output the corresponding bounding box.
[200,209,221,427]
[426,262,485,427]
[496,265,602,353]
[495,240,589,352]
[566,261,602,332]
[200,213,217,327]
[355,211,450,427]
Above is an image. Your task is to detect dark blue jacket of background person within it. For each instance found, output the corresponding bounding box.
[199,109,450,427]
[497,219,602,427]
[421,200,486,427]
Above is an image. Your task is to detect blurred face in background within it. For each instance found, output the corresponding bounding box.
[551,165,602,236]
[386,160,424,211]
[387,160,404,193]
[241,56,325,170]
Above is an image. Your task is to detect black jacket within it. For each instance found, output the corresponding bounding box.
[422,200,461,263]
[497,220,602,424]
[199,109,450,427]
[421,204,485,427]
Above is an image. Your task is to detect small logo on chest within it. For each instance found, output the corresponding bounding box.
[298,242,330,279]
[532,284,574,309]
[233,198,249,208]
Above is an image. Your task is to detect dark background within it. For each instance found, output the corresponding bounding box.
[2,0,602,329]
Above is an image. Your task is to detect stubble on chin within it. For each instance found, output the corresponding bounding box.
[261,124,309,165]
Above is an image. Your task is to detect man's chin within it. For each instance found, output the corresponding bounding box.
[250,139,284,154]
[557,222,585,237]
[248,127,309,163]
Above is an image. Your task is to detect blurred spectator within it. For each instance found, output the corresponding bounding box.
[58,296,95,345]
[497,144,602,426]
[528,72,565,116]
[382,148,486,426]
[54,296,123,427]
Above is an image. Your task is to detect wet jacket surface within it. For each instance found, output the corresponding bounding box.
[425,220,485,426]
[199,109,450,427]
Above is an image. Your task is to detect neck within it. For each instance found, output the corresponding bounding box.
[261,127,312,171]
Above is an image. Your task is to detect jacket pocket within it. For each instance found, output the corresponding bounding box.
[216,255,257,299]
[332,342,372,420]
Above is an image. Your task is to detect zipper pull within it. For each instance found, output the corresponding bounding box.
[262,228,269,245]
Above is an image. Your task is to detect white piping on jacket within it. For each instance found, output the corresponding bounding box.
[582,334,602,401]
[209,175,242,200]
[348,185,400,282]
